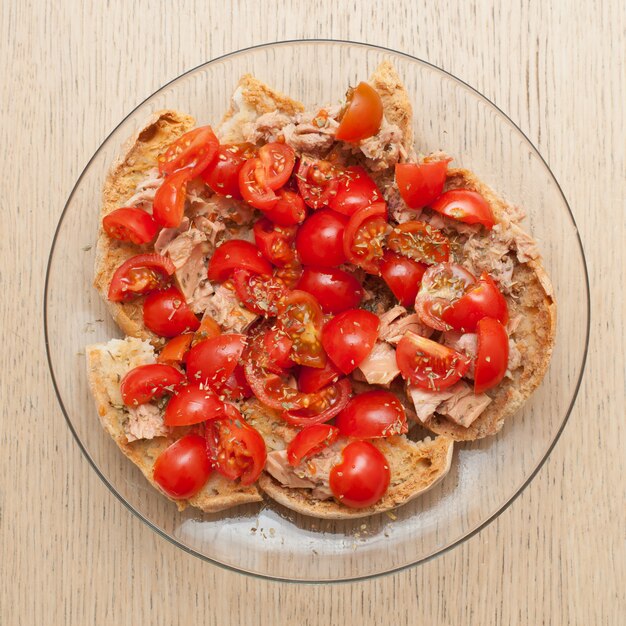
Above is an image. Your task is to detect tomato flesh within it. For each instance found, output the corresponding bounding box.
[239,157,278,210]
[380,251,427,307]
[164,382,226,426]
[335,82,383,142]
[343,202,390,274]
[296,157,341,209]
[474,318,509,394]
[335,390,407,438]
[108,253,175,302]
[280,378,352,427]
[328,166,382,216]
[298,360,341,393]
[103,208,159,244]
[152,168,189,228]
[253,219,298,267]
[387,220,450,265]
[430,189,496,229]
[143,286,200,337]
[261,189,307,226]
[258,142,296,189]
[158,334,193,364]
[120,363,185,406]
[296,209,348,267]
[207,240,272,282]
[158,126,219,179]
[261,328,295,374]
[296,266,364,314]
[192,315,222,346]
[395,159,450,208]
[233,270,288,317]
[186,334,247,390]
[286,424,340,466]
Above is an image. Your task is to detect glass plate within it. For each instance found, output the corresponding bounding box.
[45,40,589,582]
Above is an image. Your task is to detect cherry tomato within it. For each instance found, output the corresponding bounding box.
[108,253,175,302]
[296,209,348,267]
[258,142,296,189]
[296,266,363,314]
[201,143,255,199]
[233,269,288,317]
[143,287,200,337]
[164,382,226,426]
[186,334,247,389]
[275,261,303,289]
[253,218,298,267]
[335,390,408,438]
[396,330,471,391]
[207,240,272,282]
[321,309,379,374]
[239,157,278,210]
[328,166,382,216]
[158,126,219,179]
[152,168,189,228]
[261,328,295,374]
[474,318,509,394]
[158,334,193,364]
[395,159,450,208]
[343,202,390,274]
[220,364,253,401]
[153,434,212,499]
[192,314,222,346]
[380,251,427,307]
[261,189,307,226]
[296,157,341,209]
[286,424,340,466]
[298,360,341,393]
[102,208,159,244]
[387,221,450,265]
[430,189,495,229]
[119,363,185,406]
[329,441,390,508]
[280,379,352,427]
[335,82,383,142]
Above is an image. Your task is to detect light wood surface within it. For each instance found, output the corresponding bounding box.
[1,1,624,624]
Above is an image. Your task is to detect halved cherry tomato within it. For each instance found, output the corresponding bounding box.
[396,330,471,390]
[343,202,390,274]
[296,209,348,267]
[158,126,219,179]
[286,424,340,466]
[415,263,476,331]
[253,218,298,267]
[321,309,379,374]
[207,240,272,282]
[430,189,496,229]
[335,82,383,142]
[186,334,247,389]
[328,166,381,216]
[192,314,222,346]
[380,251,427,307]
[296,266,363,314]
[261,189,307,226]
[274,261,303,289]
[143,286,200,337]
[152,168,189,228]
[153,434,212,499]
[103,208,159,244]
[387,221,450,265]
[329,441,390,508]
[164,382,226,426]
[201,143,255,199]
[158,333,193,364]
[395,159,450,208]
[233,270,288,317]
[296,157,341,209]
[239,157,278,210]
[298,360,341,393]
[120,363,185,406]
[261,328,295,374]
[220,364,253,401]
[280,378,352,427]
[258,142,296,189]
[474,318,509,394]
[108,253,175,302]
[335,390,407,438]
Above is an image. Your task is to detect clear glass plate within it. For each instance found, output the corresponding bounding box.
[45,40,589,582]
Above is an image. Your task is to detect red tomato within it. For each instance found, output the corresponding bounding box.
[158,126,219,179]
[153,435,211,499]
[201,143,255,199]
[296,157,341,209]
[387,221,450,265]
[380,251,427,307]
[328,166,382,216]
[258,142,296,189]
[220,364,253,401]
[335,390,407,438]
[233,270,288,317]
[296,209,348,267]
[186,334,247,389]
[396,330,471,390]
[474,318,509,394]
[430,189,496,229]
[239,157,278,210]
[298,360,341,393]
[275,261,303,289]
[415,263,476,331]
[329,441,390,508]
[280,379,352,427]
[261,189,307,226]
[164,382,226,426]
[253,218,298,267]
[321,309,379,374]
[143,287,200,337]
[107,253,175,302]
[296,266,363,314]
[119,363,185,406]
[395,159,450,208]
[286,424,340,466]
[261,328,295,374]
[158,334,193,364]
[102,208,159,244]
[343,202,390,274]
[192,315,222,346]
[152,168,188,228]
[335,82,383,142]
[207,240,272,282]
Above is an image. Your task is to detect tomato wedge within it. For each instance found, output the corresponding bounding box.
[120,363,185,406]
[158,126,219,179]
[261,189,307,226]
[286,424,340,466]
[152,168,189,228]
[261,328,295,374]
[239,157,278,210]
[207,240,272,282]
[143,286,200,337]
[474,318,509,394]
[298,360,341,393]
[380,251,427,307]
[102,208,159,244]
[192,314,222,346]
[335,82,383,142]
[186,334,247,389]
[280,379,352,427]
[296,157,341,209]
[253,218,298,267]
[201,143,255,199]
[258,142,296,189]
[328,166,382,216]
[158,333,193,364]
[343,202,390,274]
[108,253,175,302]
[335,390,407,438]
[164,382,227,426]
[220,364,253,401]
[233,269,288,316]
[296,266,364,314]
[387,221,450,265]
[395,159,450,208]
[430,189,496,229]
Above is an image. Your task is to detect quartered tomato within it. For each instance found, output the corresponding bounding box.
[164,382,226,426]
[329,441,390,508]
[201,143,255,199]
[296,157,341,209]
[380,251,427,307]
[239,157,278,210]
[261,189,307,226]
[233,269,288,317]
[295,208,348,267]
[253,218,298,267]
[280,378,352,427]
[296,266,364,314]
[298,360,341,393]
[335,390,407,438]
[158,126,219,179]
[186,334,247,389]
[192,314,222,346]
[102,208,159,244]
[343,202,390,274]
[286,424,339,466]
[152,168,189,228]
[153,435,212,499]
[207,240,272,282]
[120,363,185,406]
[396,330,471,391]
[261,328,295,374]
[474,318,509,394]
[335,82,383,142]
[321,309,380,374]
[395,159,450,208]
[387,221,450,265]
[430,189,496,229]
[143,286,200,337]
[258,142,296,189]
[108,253,175,302]
[328,166,382,216]
[158,333,193,364]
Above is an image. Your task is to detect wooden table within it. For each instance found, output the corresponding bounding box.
[2,1,623,624]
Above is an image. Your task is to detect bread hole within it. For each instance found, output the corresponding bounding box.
[415,457,433,471]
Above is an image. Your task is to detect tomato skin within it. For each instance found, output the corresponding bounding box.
[258,142,296,189]
[329,441,390,508]
[280,378,352,427]
[380,251,427,307]
[120,363,186,406]
[387,221,450,265]
[201,143,253,199]
[328,166,381,216]
[143,287,200,337]
[186,334,247,389]
[321,309,380,374]
[239,157,278,210]
[298,360,341,393]
[286,424,340,466]
[474,318,509,394]
[152,168,189,228]
[158,126,219,179]
[262,189,307,226]
[253,219,298,267]
[103,208,159,244]
[158,333,193,364]
[164,383,226,426]
[220,364,253,400]
[343,202,390,274]
[335,82,383,142]
[261,329,295,374]
[335,390,408,438]
[207,240,272,282]
[108,253,175,302]
[395,160,450,208]
[296,209,348,267]
[296,157,341,209]
[430,189,496,229]
[296,266,364,314]
[192,315,222,346]
[153,435,212,499]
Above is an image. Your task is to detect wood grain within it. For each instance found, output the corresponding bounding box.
[1,1,624,624]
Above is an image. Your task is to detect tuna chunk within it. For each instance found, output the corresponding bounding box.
[203,284,259,333]
[125,403,168,442]
[442,331,478,379]
[244,111,294,144]
[438,385,492,428]
[506,338,522,376]
[125,167,163,209]
[378,306,433,343]
[356,342,400,386]
[408,383,465,423]
[358,118,405,171]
